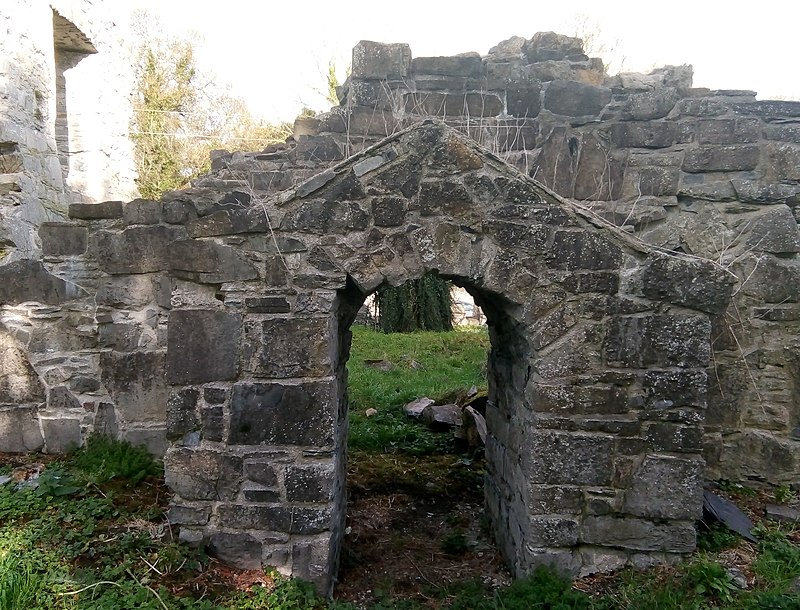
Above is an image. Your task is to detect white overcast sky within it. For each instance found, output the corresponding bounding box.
[127,0,799,122]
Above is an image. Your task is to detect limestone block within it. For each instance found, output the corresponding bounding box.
[606,122,678,149]
[528,431,614,486]
[123,199,162,225]
[281,199,368,235]
[411,54,484,78]
[731,100,800,120]
[228,381,335,446]
[100,351,169,423]
[68,201,123,219]
[41,417,82,453]
[242,318,331,378]
[371,196,408,227]
[0,327,44,404]
[90,226,179,274]
[644,422,704,453]
[523,32,585,63]
[166,310,242,384]
[216,504,331,534]
[696,118,760,145]
[739,255,800,303]
[292,136,343,163]
[0,259,81,304]
[285,463,335,502]
[543,81,611,117]
[642,253,734,314]
[546,231,623,270]
[39,223,87,256]
[164,448,243,501]
[682,145,760,172]
[208,533,262,570]
[167,505,211,526]
[166,387,199,440]
[582,516,695,552]
[245,461,278,486]
[528,517,580,546]
[506,85,542,118]
[200,406,223,442]
[351,41,411,79]
[745,205,800,253]
[604,314,711,368]
[619,88,681,121]
[404,92,503,118]
[0,406,44,452]
[169,240,259,284]
[643,370,708,409]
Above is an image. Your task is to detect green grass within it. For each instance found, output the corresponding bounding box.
[347,326,489,454]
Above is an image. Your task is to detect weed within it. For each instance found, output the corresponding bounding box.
[774,484,797,505]
[684,557,738,604]
[697,522,740,552]
[718,479,758,497]
[69,435,162,484]
[441,532,469,555]
[753,526,800,585]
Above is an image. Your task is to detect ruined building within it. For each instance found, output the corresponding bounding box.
[0,27,798,593]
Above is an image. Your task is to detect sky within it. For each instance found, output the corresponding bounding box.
[128,1,799,123]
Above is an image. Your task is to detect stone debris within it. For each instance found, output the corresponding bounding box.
[404,397,434,418]
[764,503,800,524]
[422,403,462,429]
[462,405,487,448]
[365,408,378,418]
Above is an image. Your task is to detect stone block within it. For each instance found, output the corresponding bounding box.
[731,100,800,120]
[217,504,331,534]
[582,516,695,552]
[244,296,291,314]
[696,118,760,144]
[641,253,734,314]
[167,505,211,526]
[623,455,703,520]
[604,314,711,368]
[245,461,278,486]
[682,145,760,172]
[208,532,262,570]
[529,431,614,486]
[47,386,81,411]
[507,85,542,118]
[371,197,408,227]
[281,199,369,234]
[164,448,243,501]
[200,406,224,442]
[93,403,119,437]
[0,259,81,304]
[404,92,503,117]
[96,275,157,308]
[543,81,611,117]
[740,255,800,303]
[166,388,199,440]
[100,351,169,423]
[170,239,259,284]
[242,318,331,378]
[0,406,44,452]
[644,422,703,452]
[203,387,228,404]
[293,136,343,162]
[229,381,335,447]
[123,199,162,225]
[285,463,335,502]
[68,201,123,219]
[745,205,800,253]
[620,88,680,120]
[39,223,88,256]
[0,328,44,404]
[643,370,707,408]
[166,310,242,384]
[546,231,623,270]
[528,485,584,514]
[532,383,628,415]
[524,32,585,62]
[606,122,677,149]
[483,220,549,252]
[351,41,411,79]
[162,200,198,224]
[41,418,82,453]
[90,226,179,274]
[529,517,580,546]
[411,54,484,78]
[123,428,168,456]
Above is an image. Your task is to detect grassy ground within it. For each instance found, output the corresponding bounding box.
[0,327,798,609]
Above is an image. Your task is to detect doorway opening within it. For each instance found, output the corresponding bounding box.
[331,272,529,605]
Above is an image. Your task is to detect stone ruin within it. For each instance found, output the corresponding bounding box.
[1,31,799,593]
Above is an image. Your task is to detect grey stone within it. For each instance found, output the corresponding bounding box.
[404,92,503,117]
[123,428,168,456]
[524,32,585,62]
[200,406,223,442]
[207,532,262,570]
[242,318,330,378]
[164,448,243,501]
[167,505,211,526]
[0,407,43,452]
[682,145,760,172]
[68,201,123,219]
[422,403,462,428]
[245,461,278,486]
[166,310,242,384]
[642,253,734,314]
[620,88,680,120]
[217,504,331,534]
[39,223,87,256]
[285,463,335,502]
[293,137,342,163]
[229,381,335,446]
[543,81,611,117]
[606,122,677,149]
[100,351,168,423]
[351,41,411,79]
[529,431,614,486]
[0,259,82,304]
[42,418,82,453]
[404,397,434,418]
[170,239,259,283]
[745,206,800,253]
[90,226,179,274]
[93,403,119,438]
[547,231,623,270]
[741,256,800,303]
[623,455,703,519]
[282,199,369,234]
[371,197,407,227]
[0,328,44,404]
[507,85,542,118]
[764,504,800,524]
[582,516,695,552]
[412,54,484,78]
[528,517,580,546]
[123,199,162,225]
[47,386,81,411]
[166,388,199,440]
[604,314,711,368]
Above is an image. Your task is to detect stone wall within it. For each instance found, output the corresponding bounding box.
[0,0,137,260]
[205,32,800,485]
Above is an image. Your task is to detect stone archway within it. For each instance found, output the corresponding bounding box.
[161,121,734,594]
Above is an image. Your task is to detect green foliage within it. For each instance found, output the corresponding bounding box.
[441,532,469,555]
[347,326,488,454]
[69,435,162,484]
[227,573,324,609]
[697,522,740,552]
[0,552,47,610]
[753,526,800,585]
[684,557,737,604]
[774,484,797,505]
[376,273,454,333]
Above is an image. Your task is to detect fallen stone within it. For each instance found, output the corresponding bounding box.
[727,567,749,589]
[404,397,434,418]
[764,504,800,524]
[463,405,487,447]
[422,403,462,429]
[365,408,377,417]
